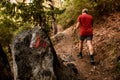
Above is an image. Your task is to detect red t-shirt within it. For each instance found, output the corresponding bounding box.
[78,13,93,36]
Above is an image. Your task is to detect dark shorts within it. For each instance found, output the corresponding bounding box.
[80,35,93,41]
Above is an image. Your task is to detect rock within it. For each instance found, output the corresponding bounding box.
[51,32,64,45]
[11,26,56,80]
[11,26,80,80]
[54,57,80,80]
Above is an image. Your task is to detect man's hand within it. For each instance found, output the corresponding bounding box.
[76,22,80,29]
[72,22,80,35]
[72,26,76,34]
[73,27,76,34]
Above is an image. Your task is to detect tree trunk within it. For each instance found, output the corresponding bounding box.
[51,0,58,35]
[0,44,13,80]
[52,19,58,35]
[59,0,63,8]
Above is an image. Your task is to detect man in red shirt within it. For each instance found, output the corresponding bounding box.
[75,8,95,65]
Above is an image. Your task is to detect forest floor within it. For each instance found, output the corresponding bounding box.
[53,12,120,80]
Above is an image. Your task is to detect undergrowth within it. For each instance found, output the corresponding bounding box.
[57,0,120,30]
[57,0,92,29]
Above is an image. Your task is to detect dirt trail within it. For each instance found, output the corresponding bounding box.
[54,26,105,80]
[54,12,120,80]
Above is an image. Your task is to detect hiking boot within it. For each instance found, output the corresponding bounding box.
[77,52,83,58]
[90,55,95,65]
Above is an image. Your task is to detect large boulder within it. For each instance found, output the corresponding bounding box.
[11,26,57,80]
[11,26,80,80]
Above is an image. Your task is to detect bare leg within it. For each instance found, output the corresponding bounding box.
[77,40,84,58]
[87,40,95,64]
[86,40,94,55]
[79,40,84,53]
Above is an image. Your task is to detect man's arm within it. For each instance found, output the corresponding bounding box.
[76,22,80,29]
[73,22,80,33]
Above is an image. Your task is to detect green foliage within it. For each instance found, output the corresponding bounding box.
[0,0,65,64]
[90,0,120,16]
[1,0,59,29]
[15,23,33,35]
[0,0,64,47]
[57,0,120,29]
[57,0,93,29]
[0,16,18,46]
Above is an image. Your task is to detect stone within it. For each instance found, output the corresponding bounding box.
[11,26,56,80]
[11,26,80,80]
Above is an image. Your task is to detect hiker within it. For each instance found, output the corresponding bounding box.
[74,8,95,65]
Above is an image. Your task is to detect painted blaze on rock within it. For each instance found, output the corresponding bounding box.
[11,26,56,80]
[29,30,48,48]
